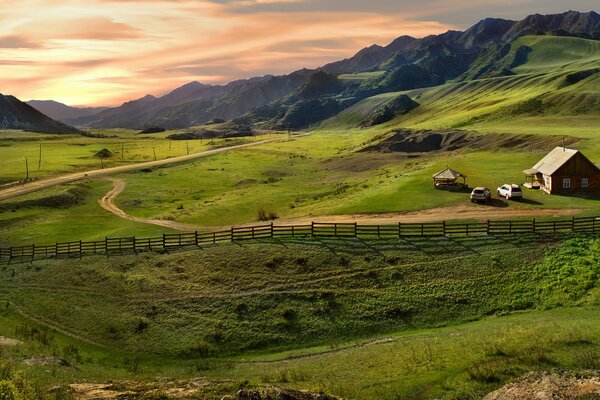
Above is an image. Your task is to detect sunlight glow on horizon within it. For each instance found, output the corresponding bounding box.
[0,0,456,106]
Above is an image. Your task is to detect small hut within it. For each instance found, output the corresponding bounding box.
[432,167,467,189]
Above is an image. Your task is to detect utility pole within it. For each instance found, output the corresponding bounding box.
[25,157,29,181]
[153,147,157,161]
[38,143,42,170]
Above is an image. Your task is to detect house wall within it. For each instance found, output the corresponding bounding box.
[549,153,600,193]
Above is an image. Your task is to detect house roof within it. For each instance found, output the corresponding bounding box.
[433,167,466,180]
[531,147,579,176]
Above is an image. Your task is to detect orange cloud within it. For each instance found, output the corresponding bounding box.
[0,0,455,106]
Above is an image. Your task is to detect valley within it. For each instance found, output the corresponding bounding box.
[2,9,600,400]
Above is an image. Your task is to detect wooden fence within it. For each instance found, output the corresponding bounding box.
[1,216,599,264]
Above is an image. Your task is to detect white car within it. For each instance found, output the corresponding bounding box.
[497,184,523,200]
[470,187,491,203]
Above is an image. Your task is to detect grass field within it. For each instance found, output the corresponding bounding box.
[1,234,600,399]
[0,129,281,184]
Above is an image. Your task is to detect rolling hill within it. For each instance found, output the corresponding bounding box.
[0,94,82,134]
[324,34,600,133]
[53,10,600,130]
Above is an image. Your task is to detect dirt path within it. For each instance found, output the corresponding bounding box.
[281,205,581,225]
[98,178,200,230]
[0,133,309,201]
[99,177,580,232]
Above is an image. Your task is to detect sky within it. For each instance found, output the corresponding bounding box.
[0,0,597,106]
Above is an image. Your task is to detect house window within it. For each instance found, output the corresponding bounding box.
[582,178,589,188]
[563,178,571,189]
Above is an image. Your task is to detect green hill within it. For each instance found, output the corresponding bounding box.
[326,36,600,136]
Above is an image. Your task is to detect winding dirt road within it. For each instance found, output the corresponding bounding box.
[0,133,308,201]
[98,178,200,230]
[99,178,580,231]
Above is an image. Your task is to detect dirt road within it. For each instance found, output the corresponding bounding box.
[99,178,580,231]
[0,133,308,201]
[98,178,199,230]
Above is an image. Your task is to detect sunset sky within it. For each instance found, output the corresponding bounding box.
[0,0,597,106]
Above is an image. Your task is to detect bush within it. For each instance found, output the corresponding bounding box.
[257,208,278,221]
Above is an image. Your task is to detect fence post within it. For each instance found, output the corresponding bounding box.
[486,220,490,235]
[354,222,357,237]
[79,240,82,258]
[213,232,216,244]
[442,220,446,236]
[421,224,424,236]
[31,244,35,261]
[466,223,470,236]
[334,223,338,237]
[231,226,234,242]
[594,217,597,232]
[9,247,12,261]
[509,221,512,235]
[271,222,274,238]
[311,221,314,237]
[105,236,108,257]
[398,222,402,238]
[194,231,199,246]
[162,234,166,249]
[572,216,576,232]
[532,218,536,234]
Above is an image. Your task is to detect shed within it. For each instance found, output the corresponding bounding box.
[523,147,600,194]
[432,167,467,188]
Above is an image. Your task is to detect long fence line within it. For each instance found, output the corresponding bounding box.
[1,215,599,264]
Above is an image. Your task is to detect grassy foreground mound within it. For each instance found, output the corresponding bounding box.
[1,234,600,399]
[0,235,552,356]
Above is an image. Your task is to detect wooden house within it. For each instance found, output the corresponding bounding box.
[523,147,600,194]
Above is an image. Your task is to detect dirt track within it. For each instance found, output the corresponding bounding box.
[99,178,580,231]
[0,133,308,201]
[98,178,199,230]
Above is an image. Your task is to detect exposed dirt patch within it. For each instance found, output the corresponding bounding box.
[68,381,341,400]
[362,129,581,154]
[236,178,258,187]
[0,336,22,346]
[23,356,73,368]
[484,371,600,400]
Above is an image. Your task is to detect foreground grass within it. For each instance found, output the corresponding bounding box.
[0,235,599,398]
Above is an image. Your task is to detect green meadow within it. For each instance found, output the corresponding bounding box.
[1,235,600,399]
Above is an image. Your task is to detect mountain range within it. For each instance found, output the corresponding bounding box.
[14,10,600,132]
[0,94,82,134]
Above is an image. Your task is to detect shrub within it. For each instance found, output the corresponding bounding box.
[257,208,278,221]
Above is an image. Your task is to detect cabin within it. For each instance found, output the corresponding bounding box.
[523,147,600,194]
[432,167,467,189]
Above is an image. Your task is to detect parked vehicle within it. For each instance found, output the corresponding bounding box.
[497,184,523,200]
[470,187,491,203]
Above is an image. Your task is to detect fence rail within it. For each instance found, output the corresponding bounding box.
[1,216,599,264]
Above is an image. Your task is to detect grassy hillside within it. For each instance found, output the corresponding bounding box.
[1,234,600,399]
[328,36,600,137]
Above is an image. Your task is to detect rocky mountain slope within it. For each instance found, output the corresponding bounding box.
[37,10,600,130]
